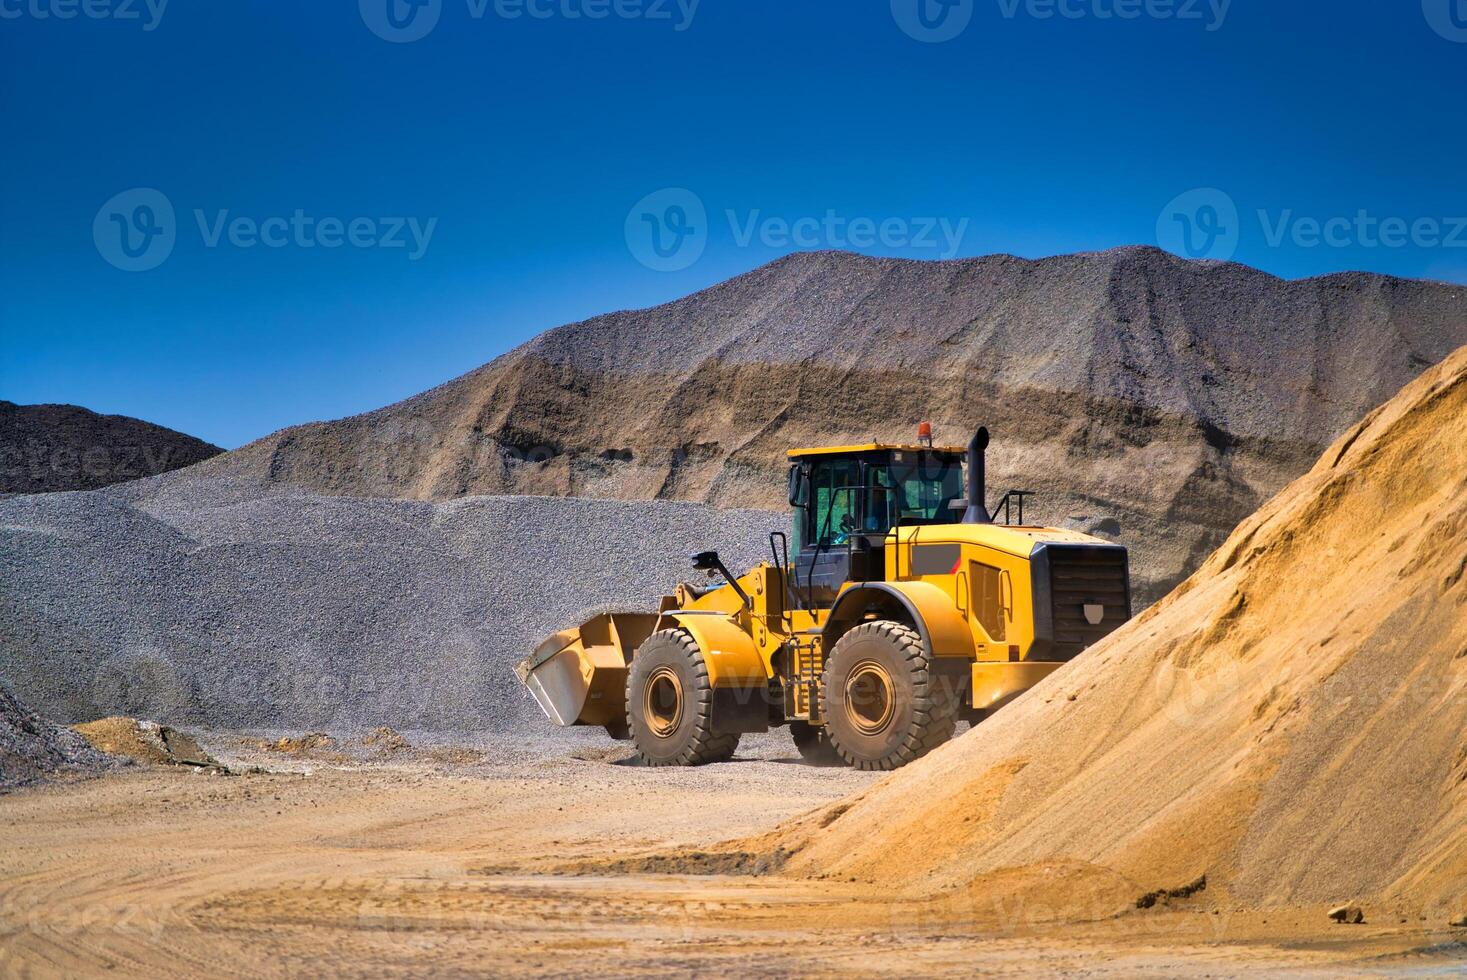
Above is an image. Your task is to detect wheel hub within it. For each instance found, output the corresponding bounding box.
[643,666,683,738]
[844,660,896,736]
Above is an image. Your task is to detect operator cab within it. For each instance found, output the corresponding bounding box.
[786,441,966,605]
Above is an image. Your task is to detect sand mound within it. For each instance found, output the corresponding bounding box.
[72,717,221,769]
[0,679,115,789]
[776,345,1467,920]
[197,248,1467,603]
[0,477,773,732]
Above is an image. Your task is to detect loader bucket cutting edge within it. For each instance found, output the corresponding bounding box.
[515,612,659,728]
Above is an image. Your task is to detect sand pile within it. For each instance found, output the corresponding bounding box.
[0,400,221,494]
[0,679,115,789]
[775,345,1467,920]
[196,248,1467,603]
[0,475,775,732]
[71,716,221,769]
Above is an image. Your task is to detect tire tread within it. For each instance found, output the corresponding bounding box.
[820,620,957,771]
[627,629,741,767]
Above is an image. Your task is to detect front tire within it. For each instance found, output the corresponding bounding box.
[626,629,740,766]
[820,620,957,771]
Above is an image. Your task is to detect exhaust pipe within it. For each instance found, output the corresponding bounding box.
[963,427,991,524]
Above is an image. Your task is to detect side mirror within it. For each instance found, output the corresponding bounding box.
[787,464,808,507]
[689,550,752,609]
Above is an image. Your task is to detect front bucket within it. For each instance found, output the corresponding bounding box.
[515,612,658,727]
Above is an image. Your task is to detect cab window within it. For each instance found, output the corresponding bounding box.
[806,459,860,547]
[865,454,963,532]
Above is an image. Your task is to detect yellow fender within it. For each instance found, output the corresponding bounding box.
[825,581,977,659]
[663,611,768,688]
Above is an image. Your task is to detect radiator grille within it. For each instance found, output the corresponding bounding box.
[1047,546,1131,657]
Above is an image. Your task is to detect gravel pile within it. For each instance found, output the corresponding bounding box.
[197,247,1467,604]
[1,400,222,493]
[0,474,778,734]
[1,677,116,789]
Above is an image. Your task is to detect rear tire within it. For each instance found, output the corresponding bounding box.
[789,720,842,766]
[820,620,957,771]
[626,629,740,766]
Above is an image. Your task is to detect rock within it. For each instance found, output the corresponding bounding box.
[1450,914,1467,928]
[1328,904,1364,924]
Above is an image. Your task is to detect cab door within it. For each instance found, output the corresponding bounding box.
[792,458,861,606]
[968,559,1011,643]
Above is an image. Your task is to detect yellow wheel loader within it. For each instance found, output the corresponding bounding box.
[516,427,1132,770]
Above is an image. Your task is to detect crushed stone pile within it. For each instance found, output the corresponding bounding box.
[0,400,221,494]
[0,678,116,789]
[195,247,1467,603]
[774,345,1467,921]
[0,474,776,733]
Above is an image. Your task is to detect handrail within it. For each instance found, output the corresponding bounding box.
[990,489,1036,526]
[769,531,793,624]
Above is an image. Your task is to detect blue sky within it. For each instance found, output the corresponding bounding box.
[3,1,1466,448]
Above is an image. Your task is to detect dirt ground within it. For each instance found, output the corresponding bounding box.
[2,731,1463,979]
